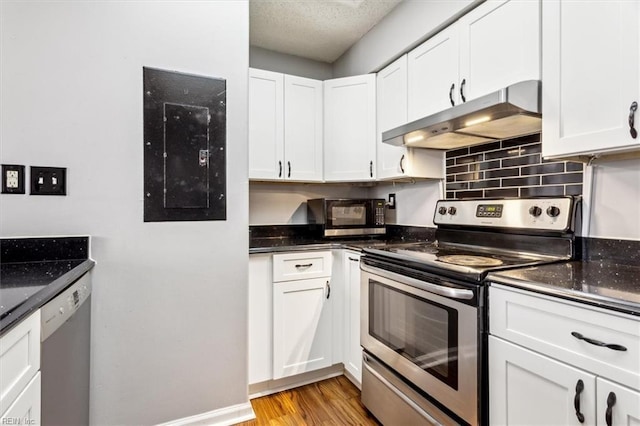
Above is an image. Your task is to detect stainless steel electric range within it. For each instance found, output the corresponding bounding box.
[359,196,581,426]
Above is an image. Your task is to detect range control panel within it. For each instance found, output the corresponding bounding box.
[434,197,577,232]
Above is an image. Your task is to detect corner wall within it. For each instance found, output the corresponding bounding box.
[0,1,250,424]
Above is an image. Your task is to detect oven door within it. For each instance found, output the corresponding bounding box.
[360,261,480,425]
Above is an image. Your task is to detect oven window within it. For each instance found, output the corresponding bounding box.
[330,205,366,226]
[369,280,459,389]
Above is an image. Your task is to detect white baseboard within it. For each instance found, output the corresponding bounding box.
[156,402,255,426]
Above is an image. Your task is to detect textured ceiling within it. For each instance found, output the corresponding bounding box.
[250,0,402,63]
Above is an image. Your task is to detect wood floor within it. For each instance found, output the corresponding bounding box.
[237,376,380,425]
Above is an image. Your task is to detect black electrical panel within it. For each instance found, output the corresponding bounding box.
[143,67,226,222]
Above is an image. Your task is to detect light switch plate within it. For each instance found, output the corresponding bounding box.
[1,164,26,194]
[30,166,67,195]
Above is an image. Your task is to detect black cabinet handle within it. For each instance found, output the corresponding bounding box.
[574,379,585,423]
[295,263,313,268]
[278,161,282,178]
[370,160,373,178]
[326,281,331,299]
[287,161,291,178]
[571,331,627,351]
[348,257,359,262]
[449,83,455,106]
[460,79,466,102]
[629,101,638,139]
[400,154,405,173]
[605,392,616,426]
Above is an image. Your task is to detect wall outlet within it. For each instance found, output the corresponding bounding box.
[388,193,396,210]
[1,164,26,194]
[30,166,67,195]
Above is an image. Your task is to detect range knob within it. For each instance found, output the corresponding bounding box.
[438,206,448,215]
[448,206,457,215]
[529,206,542,217]
[546,206,561,217]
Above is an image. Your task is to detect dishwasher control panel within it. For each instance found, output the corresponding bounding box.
[41,273,92,341]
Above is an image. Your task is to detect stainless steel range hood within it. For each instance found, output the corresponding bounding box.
[383,80,541,150]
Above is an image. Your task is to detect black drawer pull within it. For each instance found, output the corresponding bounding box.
[605,392,616,426]
[287,161,291,178]
[326,281,331,299]
[629,101,637,139]
[295,263,313,268]
[571,331,627,351]
[574,379,585,423]
[400,154,405,173]
[348,257,359,262]
[460,78,467,102]
[449,83,455,106]
[278,161,282,178]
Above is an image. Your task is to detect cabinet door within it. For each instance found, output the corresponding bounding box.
[324,74,376,181]
[343,251,362,387]
[284,75,323,182]
[0,373,40,425]
[542,1,640,158]
[458,0,540,102]
[248,68,284,180]
[273,277,332,379]
[408,25,459,122]
[596,378,640,426]
[248,254,273,384]
[377,55,409,180]
[490,336,597,425]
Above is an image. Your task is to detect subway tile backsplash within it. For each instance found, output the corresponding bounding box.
[445,134,584,199]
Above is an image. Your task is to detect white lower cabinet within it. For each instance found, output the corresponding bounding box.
[490,336,597,425]
[0,309,41,420]
[0,373,41,425]
[597,377,640,426]
[343,251,362,387]
[248,254,273,385]
[489,284,640,426]
[273,277,332,379]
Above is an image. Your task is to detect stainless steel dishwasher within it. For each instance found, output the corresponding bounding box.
[40,273,92,426]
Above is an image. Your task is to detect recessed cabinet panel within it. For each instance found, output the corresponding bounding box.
[490,336,597,425]
[542,1,640,157]
[324,74,376,181]
[458,0,540,101]
[408,25,460,122]
[143,67,226,222]
[596,378,640,426]
[284,76,323,181]
[249,69,284,180]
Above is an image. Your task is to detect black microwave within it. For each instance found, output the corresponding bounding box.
[307,198,386,237]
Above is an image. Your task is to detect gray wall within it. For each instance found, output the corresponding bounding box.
[0,1,250,424]
[250,46,333,80]
[333,0,477,76]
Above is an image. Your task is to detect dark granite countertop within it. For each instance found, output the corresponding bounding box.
[0,237,95,336]
[249,224,436,254]
[487,260,640,317]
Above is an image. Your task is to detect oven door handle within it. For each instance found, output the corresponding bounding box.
[362,354,444,426]
[361,263,475,301]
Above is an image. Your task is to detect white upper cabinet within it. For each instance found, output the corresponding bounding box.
[284,75,324,181]
[458,0,540,102]
[249,68,284,180]
[407,0,540,121]
[408,25,460,121]
[248,69,323,182]
[324,74,377,181]
[377,55,445,180]
[542,1,640,158]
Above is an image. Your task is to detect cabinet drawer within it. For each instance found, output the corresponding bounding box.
[0,310,41,415]
[490,285,640,391]
[273,251,332,282]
